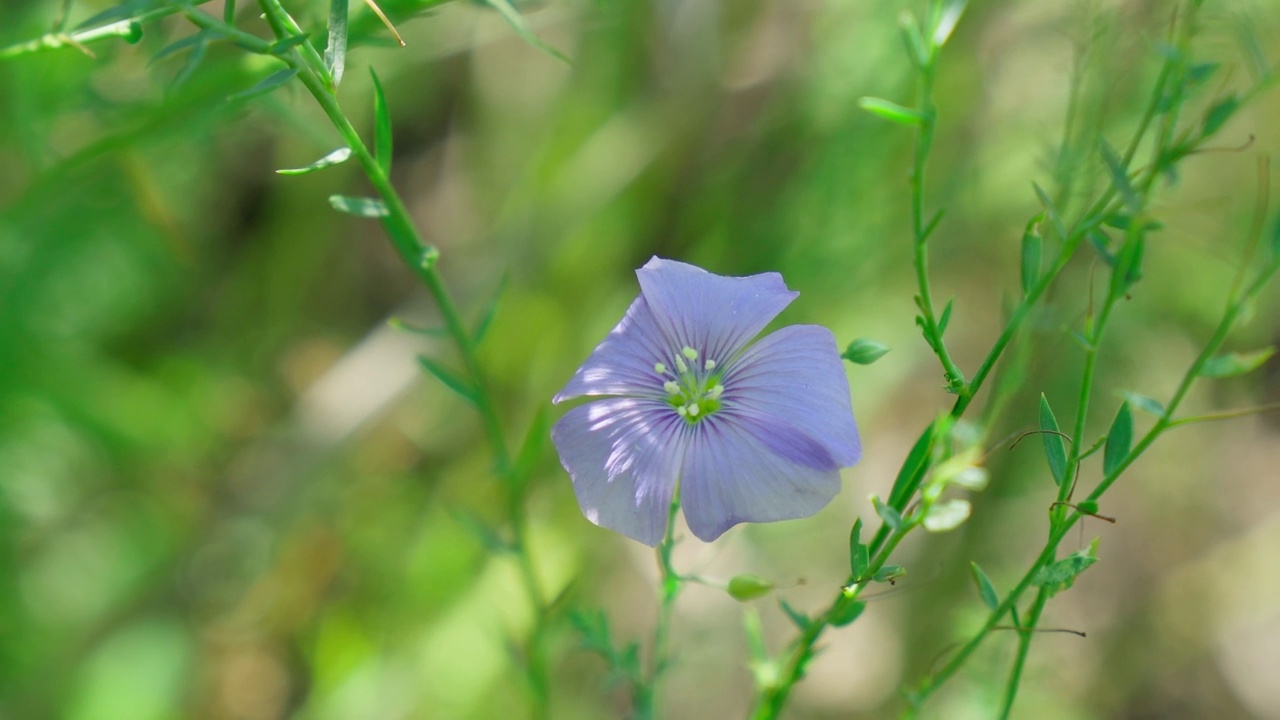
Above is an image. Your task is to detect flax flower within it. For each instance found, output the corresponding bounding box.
[552,258,861,546]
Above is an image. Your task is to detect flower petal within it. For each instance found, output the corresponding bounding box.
[722,325,861,468]
[554,294,672,403]
[636,257,797,365]
[551,398,687,546]
[679,416,843,542]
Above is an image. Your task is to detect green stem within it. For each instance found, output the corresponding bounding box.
[638,498,683,719]
[998,588,1048,719]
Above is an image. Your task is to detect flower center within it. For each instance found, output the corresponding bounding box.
[655,346,724,423]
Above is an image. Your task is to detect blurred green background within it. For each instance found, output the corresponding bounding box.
[2,1,1280,718]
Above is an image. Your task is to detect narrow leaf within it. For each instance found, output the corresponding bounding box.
[1032,538,1099,597]
[417,356,479,405]
[483,0,570,63]
[277,147,352,175]
[842,339,891,365]
[931,0,968,47]
[473,276,508,345]
[829,599,866,627]
[937,299,954,337]
[1039,394,1068,487]
[872,495,903,531]
[1020,213,1044,294]
[849,518,869,580]
[329,194,389,217]
[224,0,237,23]
[874,565,906,583]
[1099,140,1139,213]
[1199,347,1275,378]
[1110,230,1145,297]
[150,31,207,65]
[1087,227,1116,266]
[888,422,936,508]
[509,406,549,491]
[170,32,209,90]
[1032,182,1069,241]
[858,96,927,125]
[898,11,928,69]
[268,33,312,54]
[1123,391,1166,418]
[325,0,349,86]
[230,67,298,102]
[779,599,810,631]
[1103,401,1133,478]
[370,67,392,176]
[387,317,447,337]
[1203,95,1240,137]
[970,562,999,611]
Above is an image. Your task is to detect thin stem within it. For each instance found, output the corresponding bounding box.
[999,588,1049,719]
[638,498,683,720]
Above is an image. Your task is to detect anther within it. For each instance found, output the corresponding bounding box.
[686,404,700,417]
[705,359,716,370]
[676,406,689,417]
[675,356,688,373]
[710,384,724,398]
[682,346,699,361]
[654,362,666,374]
[663,381,681,395]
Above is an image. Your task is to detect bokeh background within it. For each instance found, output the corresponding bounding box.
[3,0,1280,718]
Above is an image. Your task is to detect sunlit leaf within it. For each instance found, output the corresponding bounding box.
[276,147,352,175]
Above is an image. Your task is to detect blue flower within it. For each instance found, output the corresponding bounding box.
[552,258,861,546]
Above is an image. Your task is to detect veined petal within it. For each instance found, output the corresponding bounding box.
[636,257,797,365]
[722,325,861,468]
[554,295,672,403]
[551,398,687,546]
[679,416,843,542]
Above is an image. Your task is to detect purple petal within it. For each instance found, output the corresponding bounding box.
[678,416,843,542]
[554,294,672,403]
[722,325,861,468]
[636,257,797,366]
[551,398,688,546]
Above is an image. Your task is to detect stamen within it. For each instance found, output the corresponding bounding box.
[710,384,724,398]
[676,406,689,417]
[654,362,666,374]
[675,356,688,373]
[686,404,700,417]
[682,346,699,361]
[663,381,681,395]
[704,359,716,370]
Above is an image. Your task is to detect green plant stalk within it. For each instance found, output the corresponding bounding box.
[637,498,684,720]
[910,49,965,392]
[243,2,557,715]
[908,235,1280,715]
[752,523,913,720]
[0,5,179,58]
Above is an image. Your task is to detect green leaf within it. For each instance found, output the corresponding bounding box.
[417,356,479,405]
[1039,394,1068,487]
[508,406,549,492]
[1099,140,1139,213]
[450,508,510,552]
[970,562,999,611]
[325,0,349,86]
[370,67,392,176]
[849,518,869,580]
[268,33,312,55]
[482,0,570,63]
[1203,95,1240,137]
[1110,230,1146,297]
[874,565,906,584]
[858,96,928,125]
[1103,401,1133,478]
[779,599,810,631]
[829,598,866,627]
[150,31,208,65]
[1020,213,1044,295]
[1032,182,1069,242]
[1123,391,1166,418]
[329,194,389,217]
[887,421,937,508]
[1076,500,1099,515]
[898,11,928,69]
[230,67,299,102]
[169,32,209,90]
[277,147,352,175]
[472,276,508,345]
[841,338,891,365]
[387,317,447,337]
[1087,228,1116,266]
[1199,347,1275,378]
[1032,538,1099,597]
[728,575,776,601]
[872,495,903,531]
[937,299,954,337]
